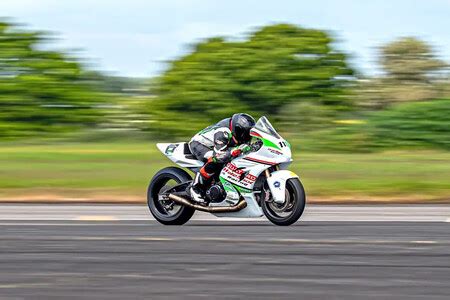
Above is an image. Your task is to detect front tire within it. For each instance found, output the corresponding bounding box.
[147,167,195,225]
[262,178,306,226]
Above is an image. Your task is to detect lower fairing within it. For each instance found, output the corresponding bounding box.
[212,194,263,218]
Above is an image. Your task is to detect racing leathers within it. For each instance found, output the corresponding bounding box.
[188,117,251,203]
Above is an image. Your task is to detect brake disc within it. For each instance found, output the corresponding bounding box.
[268,189,291,213]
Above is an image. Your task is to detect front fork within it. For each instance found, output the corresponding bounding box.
[265,167,299,204]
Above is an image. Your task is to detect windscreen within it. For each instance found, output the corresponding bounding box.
[254,116,281,139]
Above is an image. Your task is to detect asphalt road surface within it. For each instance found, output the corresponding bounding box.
[0,204,449,299]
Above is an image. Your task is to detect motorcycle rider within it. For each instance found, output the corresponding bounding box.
[189,113,256,203]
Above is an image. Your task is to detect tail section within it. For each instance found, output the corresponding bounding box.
[156,143,172,155]
[156,142,203,169]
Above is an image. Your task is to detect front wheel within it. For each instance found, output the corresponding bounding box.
[147,167,195,225]
[262,178,306,226]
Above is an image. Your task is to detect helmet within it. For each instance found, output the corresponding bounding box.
[230,113,256,143]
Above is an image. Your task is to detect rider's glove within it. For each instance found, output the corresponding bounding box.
[231,144,251,157]
[239,144,252,154]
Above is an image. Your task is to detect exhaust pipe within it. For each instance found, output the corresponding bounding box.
[168,194,247,213]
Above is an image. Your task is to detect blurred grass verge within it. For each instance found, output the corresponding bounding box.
[0,142,449,204]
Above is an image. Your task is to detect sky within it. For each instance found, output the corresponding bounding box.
[1,0,449,77]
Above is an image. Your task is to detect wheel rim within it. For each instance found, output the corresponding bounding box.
[264,181,297,220]
[150,176,184,219]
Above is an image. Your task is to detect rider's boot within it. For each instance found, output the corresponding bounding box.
[190,172,207,204]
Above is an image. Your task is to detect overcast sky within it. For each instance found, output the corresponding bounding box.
[1,0,449,77]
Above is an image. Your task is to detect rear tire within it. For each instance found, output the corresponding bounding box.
[262,178,306,226]
[147,167,195,225]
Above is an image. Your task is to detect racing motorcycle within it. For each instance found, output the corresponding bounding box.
[147,116,306,226]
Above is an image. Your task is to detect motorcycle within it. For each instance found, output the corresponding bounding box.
[147,116,306,226]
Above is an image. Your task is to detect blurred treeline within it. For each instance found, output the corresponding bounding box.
[1,20,449,151]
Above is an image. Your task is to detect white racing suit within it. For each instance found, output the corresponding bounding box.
[188,118,250,202]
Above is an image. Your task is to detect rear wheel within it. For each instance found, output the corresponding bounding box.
[262,178,306,226]
[147,167,195,225]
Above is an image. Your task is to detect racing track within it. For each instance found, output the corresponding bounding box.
[0,204,449,299]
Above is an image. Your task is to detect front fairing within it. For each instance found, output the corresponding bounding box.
[248,131,291,165]
[248,117,292,166]
[218,117,293,193]
[214,116,296,217]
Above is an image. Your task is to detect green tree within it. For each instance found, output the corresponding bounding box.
[381,37,446,82]
[0,21,106,138]
[358,38,447,108]
[146,24,354,138]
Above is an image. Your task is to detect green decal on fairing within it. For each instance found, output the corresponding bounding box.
[220,176,252,194]
[219,176,237,192]
[233,185,252,194]
[260,137,282,150]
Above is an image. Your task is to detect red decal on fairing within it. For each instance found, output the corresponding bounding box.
[250,131,262,138]
[223,163,257,183]
[243,157,276,165]
[268,148,282,155]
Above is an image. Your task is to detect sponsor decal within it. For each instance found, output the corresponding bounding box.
[222,163,257,187]
[274,181,281,188]
[268,148,282,155]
